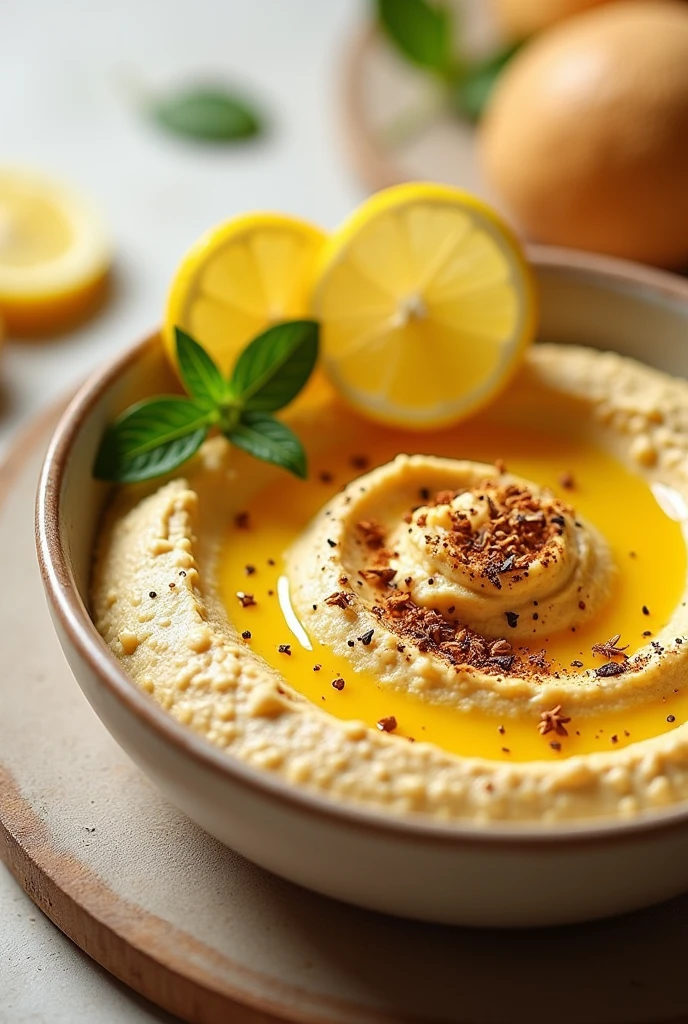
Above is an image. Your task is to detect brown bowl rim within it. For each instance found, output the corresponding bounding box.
[36,246,688,851]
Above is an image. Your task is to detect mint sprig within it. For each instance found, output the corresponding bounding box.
[94,321,318,484]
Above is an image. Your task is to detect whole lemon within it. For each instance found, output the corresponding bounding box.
[493,0,620,40]
[479,1,688,268]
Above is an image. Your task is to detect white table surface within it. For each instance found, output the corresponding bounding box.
[0,0,362,1019]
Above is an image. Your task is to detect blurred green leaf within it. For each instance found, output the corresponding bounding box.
[152,86,262,142]
[452,42,521,123]
[376,0,452,74]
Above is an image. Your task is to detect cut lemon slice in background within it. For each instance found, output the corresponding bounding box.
[0,168,111,336]
[310,182,537,429]
[165,213,326,377]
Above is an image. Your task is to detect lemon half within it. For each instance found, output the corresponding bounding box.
[165,212,326,377]
[310,182,537,429]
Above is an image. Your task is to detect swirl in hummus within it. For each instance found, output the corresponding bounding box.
[92,345,688,824]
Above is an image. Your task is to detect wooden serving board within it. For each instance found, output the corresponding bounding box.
[3,402,688,1024]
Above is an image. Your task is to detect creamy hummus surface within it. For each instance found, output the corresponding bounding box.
[92,345,688,824]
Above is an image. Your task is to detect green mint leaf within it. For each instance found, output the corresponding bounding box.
[452,43,520,123]
[152,86,262,143]
[229,320,319,412]
[94,397,211,483]
[228,412,307,479]
[377,0,452,74]
[175,327,228,409]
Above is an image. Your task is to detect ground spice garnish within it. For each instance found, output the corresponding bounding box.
[356,519,385,549]
[244,564,256,576]
[559,472,575,490]
[235,511,250,529]
[596,662,627,677]
[319,471,333,483]
[550,741,562,751]
[236,592,256,608]
[490,639,512,657]
[278,644,291,655]
[592,633,629,659]
[325,590,354,609]
[377,715,397,733]
[358,567,397,587]
[267,558,275,566]
[241,630,251,640]
[501,747,511,754]
[350,454,369,470]
[359,628,375,645]
[538,705,571,737]
[332,677,345,691]
[498,725,505,735]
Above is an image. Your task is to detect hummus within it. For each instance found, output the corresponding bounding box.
[92,344,688,824]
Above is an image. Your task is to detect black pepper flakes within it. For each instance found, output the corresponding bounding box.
[667,715,676,723]
[278,644,292,655]
[236,591,256,608]
[642,605,650,616]
[332,678,345,691]
[244,564,256,576]
[235,511,250,529]
[148,591,157,599]
[505,611,519,629]
[359,628,375,646]
[241,630,251,640]
[313,664,322,671]
[347,640,355,647]
[596,662,626,677]
[550,741,562,751]
[327,538,337,548]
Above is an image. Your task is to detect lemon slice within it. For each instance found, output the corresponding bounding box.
[0,168,111,336]
[165,213,326,377]
[310,182,537,429]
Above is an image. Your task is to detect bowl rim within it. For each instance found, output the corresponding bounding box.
[36,245,688,851]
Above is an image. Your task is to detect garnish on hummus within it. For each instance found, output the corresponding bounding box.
[91,190,688,825]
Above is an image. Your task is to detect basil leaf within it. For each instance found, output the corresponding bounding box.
[228,412,307,479]
[94,397,211,483]
[175,327,227,409]
[377,0,452,74]
[452,43,520,123]
[152,86,262,142]
[229,320,319,412]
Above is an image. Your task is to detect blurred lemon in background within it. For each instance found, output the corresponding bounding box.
[480,1,688,268]
[0,169,111,336]
[310,182,536,430]
[165,213,326,377]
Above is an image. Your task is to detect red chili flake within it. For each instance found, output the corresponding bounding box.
[236,592,256,608]
[332,678,345,691]
[377,716,397,733]
[244,565,256,576]
[325,591,354,609]
[241,630,251,640]
[235,511,250,529]
[642,605,650,615]
[667,715,676,723]
[278,644,291,655]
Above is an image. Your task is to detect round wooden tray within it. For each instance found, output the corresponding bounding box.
[2,401,688,1024]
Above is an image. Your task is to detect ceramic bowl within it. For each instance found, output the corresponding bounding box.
[36,247,688,928]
